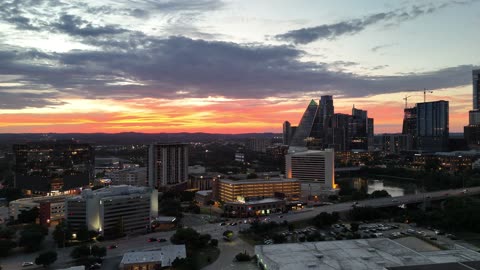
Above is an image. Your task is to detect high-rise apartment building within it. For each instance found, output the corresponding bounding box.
[416,100,449,152]
[13,140,94,194]
[147,143,188,190]
[65,185,158,238]
[285,149,336,189]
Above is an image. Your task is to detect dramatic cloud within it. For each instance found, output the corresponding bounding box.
[0,35,477,109]
[275,1,475,44]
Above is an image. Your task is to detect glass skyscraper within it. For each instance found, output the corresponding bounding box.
[416,100,449,152]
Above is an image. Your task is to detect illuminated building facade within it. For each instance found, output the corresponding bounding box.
[65,185,158,238]
[285,149,336,189]
[214,178,300,202]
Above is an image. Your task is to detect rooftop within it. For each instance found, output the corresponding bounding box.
[220,177,298,185]
[255,238,480,270]
[120,245,186,267]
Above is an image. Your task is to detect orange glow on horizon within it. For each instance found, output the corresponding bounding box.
[0,86,472,134]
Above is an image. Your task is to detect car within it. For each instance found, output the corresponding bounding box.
[158,238,167,242]
[108,245,118,249]
[447,234,459,240]
[392,199,398,202]
[89,263,102,270]
[22,262,34,267]
[148,237,157,242]
[220,222,226,226]
[279,215,284,218]
[230,222,237,226]
[444,193,449,196]
[429,237,437,240]
[463,189,468,193]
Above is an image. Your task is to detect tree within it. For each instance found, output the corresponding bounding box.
[312,212,339,228]
[76,225,90,241]
[209,239,218,247]
[91,245,106,258]
[53,220,72,247]
[19,224,47,252]
[370,190,391,198]
[17,207,39,223]
[350,223,360,232]
[70,245,91,259]
[35,251,57,267]
[0,239,16,256]
[172,257,198,270]
[0,227,15,239]
[235,251,251,262]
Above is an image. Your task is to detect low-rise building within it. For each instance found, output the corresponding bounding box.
[255,238,480,270]
[224,197,285,217]
[65,185,158,238]
[195,190,213,206]
[213,177,300,203]
[119,245,186,270]
[9,194,75,226]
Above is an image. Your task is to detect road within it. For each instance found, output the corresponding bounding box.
[278,186,480,223]
[2,186,479,270]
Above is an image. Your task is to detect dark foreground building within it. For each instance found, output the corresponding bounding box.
[14,140,94,194]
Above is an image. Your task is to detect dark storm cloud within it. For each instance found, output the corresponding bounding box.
[0,36,476,109]
[275,1,476,44]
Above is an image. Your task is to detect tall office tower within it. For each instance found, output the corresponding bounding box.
[473,69,480,110]
[147,143,188,190]
[13,140,94,194]
[283,121,291,145]
[311,95,334,142]
[290,100,318,146]
[416,100,449,152]
[350,106,369,150]
[465,70,480,148]
[332,113,351,151]
[285,149,336,189]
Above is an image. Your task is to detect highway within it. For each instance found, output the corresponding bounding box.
[280,186,480,223]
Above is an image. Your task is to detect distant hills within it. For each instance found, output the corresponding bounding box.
[0,132,282,145]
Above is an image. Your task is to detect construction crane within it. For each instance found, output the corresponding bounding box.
[403,95,413,108]
[402,88,434,106]
[423,88,433,103]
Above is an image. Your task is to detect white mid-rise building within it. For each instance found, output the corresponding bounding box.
[285,149,336,189]
[65,185,158,238]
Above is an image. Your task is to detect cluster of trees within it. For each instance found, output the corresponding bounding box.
[312,212,339,228]
[170,228,217,253]
[399,197,480,233]
[70,244,106,260]
[170,227,219,270]
[19,224,48,252]
[35,251,57,267]
[53,220,99,247]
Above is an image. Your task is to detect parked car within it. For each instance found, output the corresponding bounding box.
[108,245,118,249]
[148,237,157,242]
[158,238,167,242]
[22,262,34,267]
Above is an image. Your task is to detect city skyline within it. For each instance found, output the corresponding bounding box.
[0,0,479,134]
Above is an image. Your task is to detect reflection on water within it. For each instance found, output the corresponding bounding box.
[337,178,419,197]
[367,179,405,197]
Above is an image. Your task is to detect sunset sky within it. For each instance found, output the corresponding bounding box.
[0,0,479,134]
